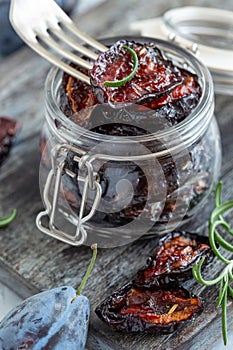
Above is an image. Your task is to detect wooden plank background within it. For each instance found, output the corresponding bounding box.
[0,0,233,348]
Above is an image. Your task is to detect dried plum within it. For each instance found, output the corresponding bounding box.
[57,39,208,229]
[0,116,20,165]
[95,231,211,333]
[63,155,149,226]
[60,139,210,228]
[62,67,98,115]
[89,40,201,125]
[135,231,212,288]
[61,40,201,127]
[95,281,203,333]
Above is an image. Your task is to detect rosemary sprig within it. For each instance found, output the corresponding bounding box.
[104,45,139,87]
[192,182,233,345]
[0,209,17,228]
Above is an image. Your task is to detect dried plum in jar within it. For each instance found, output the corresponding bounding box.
[38,36,221,245]
[89,40,201,123]
[62,40,202,127]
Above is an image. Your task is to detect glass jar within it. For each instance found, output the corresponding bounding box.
[36,37,221,248]
[131,7,233,95]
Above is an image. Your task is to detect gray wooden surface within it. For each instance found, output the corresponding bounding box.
[0,0,233,349]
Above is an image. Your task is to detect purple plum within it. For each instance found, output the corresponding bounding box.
[0,286,89,350]
[0,244,97,350]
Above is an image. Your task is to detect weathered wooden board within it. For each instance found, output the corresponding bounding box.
[0,0,233,349]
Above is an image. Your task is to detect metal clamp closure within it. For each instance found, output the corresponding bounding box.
[167,32,199,57]
[36,143,102,246]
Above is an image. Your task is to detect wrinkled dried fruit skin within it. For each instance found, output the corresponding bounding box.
[0,116,20,165]
[95,281,203,333]
[58,39,209,228]
[62,40,201,127]
[63,155,149,226]
[89,40,201,125]
[95,231,210,332]
[135,231,212,288]
[61,68,98,115]
[0,286,90,350]
[62,144,210,228]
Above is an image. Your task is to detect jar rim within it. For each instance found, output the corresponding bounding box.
[45,36,214,147]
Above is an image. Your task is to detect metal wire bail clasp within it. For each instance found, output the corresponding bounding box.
[36,143,102,246]
[167,32,199,57]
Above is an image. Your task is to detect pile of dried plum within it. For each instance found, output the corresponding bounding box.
[95,231,213,333]
[62,40,201,127]
[57,39,211,229]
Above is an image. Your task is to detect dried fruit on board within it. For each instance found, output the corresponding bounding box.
[135,231,213,288]
[95,281,203,333]
[0,116,20,165]
[95,231,211,333]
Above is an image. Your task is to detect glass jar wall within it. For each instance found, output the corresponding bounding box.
[37,37,221,248]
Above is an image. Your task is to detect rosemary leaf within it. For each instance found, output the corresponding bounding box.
[215,230,233,252]
[209,220,230,264]
[228,268,233,282]
[192,182,233,345]
[222,290,228,346]
[227,285,233,298]
[217,276,229,307]
[214,182,233,235]
[192,258,226,286]
[0,209,17,228]
[214,182,222,207]
[104,45,138,87]
[210,201,233,223]
[217,279,224,307]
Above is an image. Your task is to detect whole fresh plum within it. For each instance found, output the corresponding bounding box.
[0,244,97,350]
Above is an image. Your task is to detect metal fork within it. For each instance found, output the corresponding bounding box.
[9,0,107,84]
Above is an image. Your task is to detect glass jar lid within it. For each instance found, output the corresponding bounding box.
[131,6,233,95]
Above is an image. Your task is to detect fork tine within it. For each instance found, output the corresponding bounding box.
[61,21,107,53]
[40,34,93,70]
[30,41,90,84]
[9,0,107,83]
[50,27,99,60]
